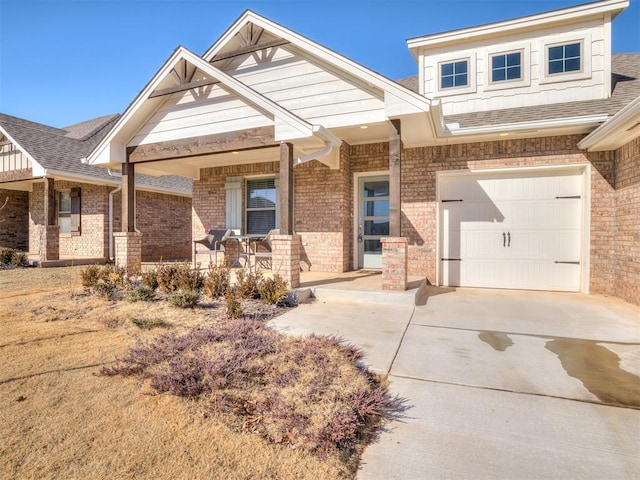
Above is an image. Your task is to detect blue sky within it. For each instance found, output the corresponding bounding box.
[1,0,638,128]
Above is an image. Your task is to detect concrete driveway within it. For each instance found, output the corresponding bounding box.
[270,285,640,479]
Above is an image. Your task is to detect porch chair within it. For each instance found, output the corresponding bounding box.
[193,229,232,267]
[244,228,280,271]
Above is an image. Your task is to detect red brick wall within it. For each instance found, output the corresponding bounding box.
[136,191,192,262]
[0,189,29,251]
[615,136,640,305]
[349,135,616,295]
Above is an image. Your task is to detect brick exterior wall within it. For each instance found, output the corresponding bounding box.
[614,136,640,305]
[0,189,29,251]
[135,191,192,262]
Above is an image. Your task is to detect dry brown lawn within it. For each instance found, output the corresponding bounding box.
[0,267,349,479]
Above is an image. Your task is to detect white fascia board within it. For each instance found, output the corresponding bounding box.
[407,0,628,57]
[0,125,42,175]
[203,11,431,115]
[443,114,608,138]
[85,46,192,165]
[578,95,640,151]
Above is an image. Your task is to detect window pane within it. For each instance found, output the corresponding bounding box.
[364,239,382,254]
[59,192,71,213]
[548,45,564,61]
[506,52,520,66]
[548,59,564,74]
[565,42,580,58]
[455,73,468,87]
[364,199,389,217]
[565,57,580,72]
[492,69,506,82]
[247,179,276,209]
[441,63,453,76]
[441,75,453,89]
[506,66,521,80]
[247,210,275,235]
[364,219,389,236]
[455,61,467,74]
[492,55,505,69]
[59,216,71,234]
[363,180,389,197]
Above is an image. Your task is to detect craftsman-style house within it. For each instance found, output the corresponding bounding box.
[84,0,638,304]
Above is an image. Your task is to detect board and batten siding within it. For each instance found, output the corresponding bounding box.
[129,85,273,146]
[0,138,30,172]
[225,45,387,128]
[420,19,608,116]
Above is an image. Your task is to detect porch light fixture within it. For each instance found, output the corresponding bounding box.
[499,132,509,137]
[360,125,368,129]
[231,151,239,155]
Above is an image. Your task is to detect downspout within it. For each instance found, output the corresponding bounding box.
[108,186,121,261]
[295,125,342,165]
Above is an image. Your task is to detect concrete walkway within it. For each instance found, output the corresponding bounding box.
[269,283,640,479]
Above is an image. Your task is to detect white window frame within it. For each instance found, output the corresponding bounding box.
[485,44,531,91]
[436,53,477,96]
[539,33,592,84]
[244,175,278,235]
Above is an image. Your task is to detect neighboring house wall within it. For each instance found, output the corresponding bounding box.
[0,189,29,251]
[29,181,110,258]
[615,136,640,305]
[419,19,610,115]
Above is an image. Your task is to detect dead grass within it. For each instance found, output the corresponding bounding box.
[0,267,353,479]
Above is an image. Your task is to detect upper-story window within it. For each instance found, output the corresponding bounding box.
[440,60,468,89]
[548,42,581,75]
[491,51,522,83]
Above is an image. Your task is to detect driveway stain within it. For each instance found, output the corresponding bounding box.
[478,331,514,351]
[546,338,640,407]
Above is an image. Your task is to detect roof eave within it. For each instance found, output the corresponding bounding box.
[578,95,640,151]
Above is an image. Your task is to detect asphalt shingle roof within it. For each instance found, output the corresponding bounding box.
[0,113,192,196]
[396,53,640,129]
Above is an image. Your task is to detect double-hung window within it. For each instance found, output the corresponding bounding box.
[58,191,71,234]
[440,60,468,89]
[548,42,581,75]
[491,51,522,83]
[246,178,276,234]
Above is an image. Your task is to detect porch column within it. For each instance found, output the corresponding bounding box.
[279,142,294,235]
[115,158,141,272]
[40,177,59,261]
[381,237,408,291]
[271,234,301,288]
[389,119,402,237]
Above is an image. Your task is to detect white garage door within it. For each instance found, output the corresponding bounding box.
[439,169,584,291]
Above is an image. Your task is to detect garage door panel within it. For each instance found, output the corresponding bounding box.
[439,170,584,292]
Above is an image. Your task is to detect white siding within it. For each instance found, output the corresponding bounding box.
[130,84,273,146]
[225,45,387,128]
[420,19,609,116]
[0,139,30,172]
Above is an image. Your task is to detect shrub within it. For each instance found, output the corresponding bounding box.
[141,269,159,291]
[127,285,156,302]
[0,248,28,266]
[0,247,12,265]
[81,264,127,299]
[157,262,203,294]
[204,264,230,298]
[225,288,243,319]
[259,274,289,306]
[102,321,401,462]
[235,268,262,299]
[169,289,200,309]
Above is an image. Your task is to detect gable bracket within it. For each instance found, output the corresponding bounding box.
[210,39,290,63]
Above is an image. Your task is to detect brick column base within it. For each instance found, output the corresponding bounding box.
[271,234,301,288]
[40,225,60,262]
[114,232,142,272]
[381,237,408,291]
[223,239,241,267]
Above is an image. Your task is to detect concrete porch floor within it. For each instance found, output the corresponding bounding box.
[27,254,108,268]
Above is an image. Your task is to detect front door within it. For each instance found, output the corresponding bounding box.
[357,175,390,269]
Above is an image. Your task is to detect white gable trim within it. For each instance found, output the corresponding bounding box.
[86,46,316,166]
[578,94,640,151]
[203,11,432,116]
[0,125,45,177]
